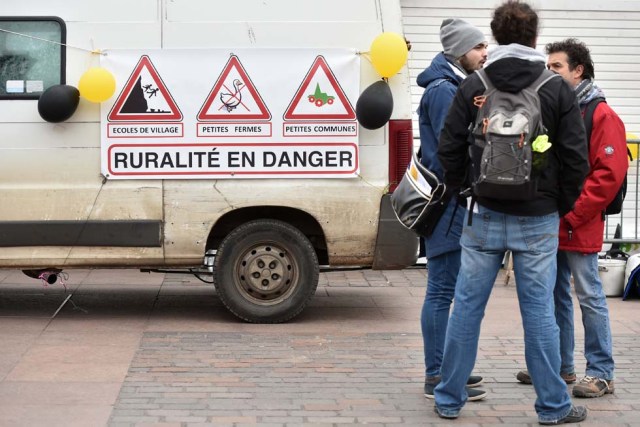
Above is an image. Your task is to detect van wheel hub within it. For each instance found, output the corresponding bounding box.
[237,244,296,303]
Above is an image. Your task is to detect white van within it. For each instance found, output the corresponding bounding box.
[0,0,417,322]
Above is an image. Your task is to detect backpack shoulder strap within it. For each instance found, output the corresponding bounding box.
[417,77,456,159]
[418,77,456,114]
[475,68,491,91]
[583,98,633,160]
[583,97,606,146]
[423,77,456,95]
[531,69,559,93]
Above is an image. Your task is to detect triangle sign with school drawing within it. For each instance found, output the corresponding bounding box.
[284,55,356,121]
[198,55,271,121]
[108,55,183,122]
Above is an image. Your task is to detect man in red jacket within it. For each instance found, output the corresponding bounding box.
[516,38,628,398]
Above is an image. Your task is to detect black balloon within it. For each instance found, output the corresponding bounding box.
[37,84,80,123]
[356,80,393,130]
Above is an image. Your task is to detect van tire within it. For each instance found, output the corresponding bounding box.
[213,219,319,323]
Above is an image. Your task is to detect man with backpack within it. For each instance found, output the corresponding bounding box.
[416,18,488,402]
[515,38,627,399]
[433,1,590,424]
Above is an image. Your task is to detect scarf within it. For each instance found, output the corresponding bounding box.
[575,78,605,106]
[483,43,546,68]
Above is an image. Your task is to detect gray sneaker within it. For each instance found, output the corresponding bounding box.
[466,375,484,388]
[539,405,588,425]
[424,382,487,401]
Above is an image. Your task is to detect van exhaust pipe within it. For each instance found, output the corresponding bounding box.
[22,269,64,286]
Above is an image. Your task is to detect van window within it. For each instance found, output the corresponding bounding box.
[0,17,66,99]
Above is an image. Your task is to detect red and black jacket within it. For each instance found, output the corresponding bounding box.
[560,101,628,253]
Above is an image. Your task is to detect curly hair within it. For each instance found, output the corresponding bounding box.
[545,38,595,80]
[491,1,538,47]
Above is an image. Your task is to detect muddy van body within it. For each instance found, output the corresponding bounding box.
[0,0,417,322]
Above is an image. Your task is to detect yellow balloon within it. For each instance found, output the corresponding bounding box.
[78,67,116,103]
[370,32,408,78]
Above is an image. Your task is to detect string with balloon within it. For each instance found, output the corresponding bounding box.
[356,80,393,130]
[356,32,409,129]
[36,61,116,123]
[369,32,409,79]
[0,28,117,122]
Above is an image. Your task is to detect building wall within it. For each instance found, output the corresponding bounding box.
[401,0,640,137]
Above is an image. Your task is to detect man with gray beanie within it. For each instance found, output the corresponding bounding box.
[416,18,487,400]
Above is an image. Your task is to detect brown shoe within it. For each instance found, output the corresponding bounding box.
[572,376,615,398]
[516,370,576,385]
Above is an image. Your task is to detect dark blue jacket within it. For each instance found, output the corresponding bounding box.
[417,52,463,180]
[416,52,466,258]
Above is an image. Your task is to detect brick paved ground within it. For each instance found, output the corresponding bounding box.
[1,267,639,426]
[109,332,640,426]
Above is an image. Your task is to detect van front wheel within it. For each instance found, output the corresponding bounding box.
[213,219,319,323]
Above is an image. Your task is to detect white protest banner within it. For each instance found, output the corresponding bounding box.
[101,49,359,179]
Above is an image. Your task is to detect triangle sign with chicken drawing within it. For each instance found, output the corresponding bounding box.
[197,55,271,121]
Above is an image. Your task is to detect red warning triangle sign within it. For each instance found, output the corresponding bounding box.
[108,55,182,122]
[284,56,355,121]
[198,55,271,121]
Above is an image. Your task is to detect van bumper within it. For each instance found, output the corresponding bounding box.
[372,195,418,269]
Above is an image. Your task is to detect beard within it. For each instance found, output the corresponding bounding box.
[459,55,481,74]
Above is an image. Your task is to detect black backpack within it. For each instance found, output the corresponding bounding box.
[583,98,632,216]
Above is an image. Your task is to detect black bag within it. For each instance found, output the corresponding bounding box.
[583,98,633,215]
[390,151,448,238]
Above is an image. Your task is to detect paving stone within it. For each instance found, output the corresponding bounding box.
[106,328,639,426]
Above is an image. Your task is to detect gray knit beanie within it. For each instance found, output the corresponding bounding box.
[440,18,485,59]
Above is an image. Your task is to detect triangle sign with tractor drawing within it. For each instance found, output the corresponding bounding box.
[284,55,356,121]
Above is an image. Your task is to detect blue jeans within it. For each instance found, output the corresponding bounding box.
[554,250,615,380]
[434,206,572,423]
[421,248,460,378]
